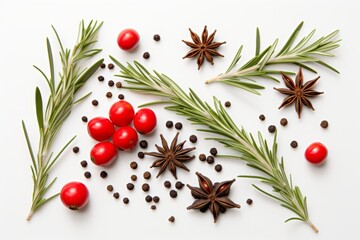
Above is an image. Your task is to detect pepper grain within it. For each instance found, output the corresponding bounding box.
[175,181,184,190]
[199,154,206,161]
[143,171,151,180]
[268,125,276,133]
[169,190,178,198]
[108,63,114,69]
[153,34,161,41]
[72,146,79,153]
[139,140,148,149]
[175,122,182,130]
[164,181,171,188]
[92,100,98,106]
[118,94,125,100]
[189,135,197,143]
[224,101,231,107]
[80,160,88,168]
[166,121,174,128]
[84,171,91,179]
[143,52,150,59]
[206,156,215,164]
[290,141,298,148]
[130,161,138,169]
[131,174,137,181]
[100,171,108,178]
[142,183,150,192]
[113,192,120,199]
[259,114,266,121]
[321,120,329,129]
[280,118,288,126]
[81,116,88,122]
[126,183,135,190]
[107,185,114,192]
[215,164,222,172]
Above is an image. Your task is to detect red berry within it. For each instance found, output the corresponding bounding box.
[112,126,138,151]
[109,100,135,127]
[305,142,328,164]
[90,142,118,166]
[134,108,157,134]
[87,117,115,141]
[60,182,89,210]
[117,28,140,51]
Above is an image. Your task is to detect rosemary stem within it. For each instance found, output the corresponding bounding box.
[308,221,319,233]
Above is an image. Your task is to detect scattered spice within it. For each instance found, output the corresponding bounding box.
[164,181,171,188]
[145,195,153,202]
[280,118,288,126]
[92,99,99,106]
[115,81,122,88]
[199,154,206,161]
[131,174,137,181]
[169,190,178,198]
[143,171,151,180]
[81,116,88,122]
[123,197,130,204]
[189,135,197,143]
[106,92,113,98]
[246,198,253,205]
[182,26,226,70]
[224,101,231,108]
[107,185,114,192]
[274,68,323,118]
[168,216,175,223]
[142,183,150,192]
[130,161,138,169]
[143,52,150,59]
[108,63,114,69]
[151,205,157,210]
[166,121,174,128]
[100,171,108,178]
[206,156,215,164]
[80,160,88,168]
[268,125,276,133]
[153,196,160,203]
[153,34,161,41]
[126,183,135,190]
[72,146,79,153]
[175,181,184,189]
[100,63,106,69]
[138,151,145,159]
[187,172,240,222]
[145,133,195,179]
[84,171,91,179]
[174,122,183,130]
[139,140,148,149]
[210,147,218,156]
[98,75,105,82]
[113,192,120,199]
[215,164,222,172]
[108,80,114,87]
[118,94,125,100]
[320,120,329,129]
[290,140,298,148]
[259,114,265,121]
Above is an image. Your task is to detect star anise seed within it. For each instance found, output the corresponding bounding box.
[182,26,226,70]
[274,68,323,118]
[145,133,195,179]
[187,172,240,223]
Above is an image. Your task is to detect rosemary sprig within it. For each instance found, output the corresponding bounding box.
[23,20,103,221]
[205,22,340,95]
[110,57,319,233]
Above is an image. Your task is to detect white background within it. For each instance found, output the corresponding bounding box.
[0,0,359,239]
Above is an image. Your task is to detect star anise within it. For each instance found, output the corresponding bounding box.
[274,68,323,118]
[187,172,240,223]
[145,133,195,179]
[182,26,226,70]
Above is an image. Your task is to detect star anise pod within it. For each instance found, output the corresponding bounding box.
[274,68,324,118]
[145,133,195,179]
[182,26,226,70]
[187,172,240,223]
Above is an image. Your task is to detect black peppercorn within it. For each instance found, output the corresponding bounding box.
[199,154,206,161]
[100,171,108,178]
[98,75,105,81]
[118,94,125,100]
[153,196,160,203]
[106,92,113,98]
[131,174,137,181]
[320,120,329,129]
[138,151,145,159]
[107,185,114,192]
[169,190,178,198]
[290,140,298,148]
[142,183,150,192]
[92,99,99,106]
[126,183,135,190]
[143,52,150,59]
[168,216,175,223]
[268,125,276,133]
[224,101,231,107]
[145,195,153,202]
[113,192,120,199]
[210,147,218,156]
[100,63,106,69]
[164,181,171,188]
[166,121,173,128]
[153,34,161,41]
[143,171,151,180]
[123,197,129,204]
[81,116,88,122]
[84,171,91,178]
[175,181,184,190]
[139,140,148,149]
[280,118,288,126]
[259,114,265,121]
[189,135,197,143]
[175,122,182,130]
[80,160,88,168]
[72,146,79,153]
[108,63,114,69]
[151,205,156,210]
[116,82,122,88]
[130,161,138,169]
[246,198,253,205]
[215,164,222,172]
[108,80,114,87]
[206,156,215,164]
